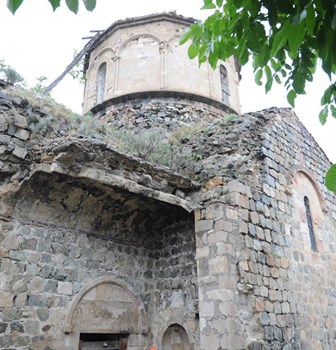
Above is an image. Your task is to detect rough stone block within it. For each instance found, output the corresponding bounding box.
[260,312,270,325]
[214,220,233,232]
[8,250,26,261]
[12,145,27,159]
[195,220,213,233]
[14,292,27,308]
[11,113,28,128]
[14,128,30,141]
[2,307,17,322]
[260,286,269,297]
[29,277,45,293]
[28,294,47,307]
[207,289,234,302]
[227,192,250,209]
[0,114,8,131]
[37,308,50,321]
[10,321,24,333]
[199,301,214,317]
[0,322,8,333]
[0,292,14,307]
[12,279,28,294]
[208,230,228,244]
[208,256,229,274]
[196,246,209,259]
[0,134,12,145]
[21,238,37,250]
[206,203,226,220]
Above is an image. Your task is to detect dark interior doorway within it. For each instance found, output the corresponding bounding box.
[79,333,128,350]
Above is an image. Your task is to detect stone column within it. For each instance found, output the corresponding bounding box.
[195,180,251,349]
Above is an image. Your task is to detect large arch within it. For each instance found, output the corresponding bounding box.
[62,276,149,335]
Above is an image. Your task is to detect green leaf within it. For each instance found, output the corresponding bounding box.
[326,164,336,194]
[188,44,199,59]
[292,69,306,94]
[48,0,61,11]
[287,90,297,107]
[65,0,79,13]
[264,65,272,83]
[265,77,273,93]
[216,0,223,7]
[202,0,216,9]
[208,53,218,69]
[6,0,24,14]
[82,0,96,11]
[319,105,328,125]
[288,22,306,54]
[291,9,307,25]
[306,5,316,36]
[270,21,290,57]
[255,68,263,86]
[179,30,192,45]
[331,105,336,118]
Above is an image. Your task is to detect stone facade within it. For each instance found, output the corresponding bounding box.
[1,13,336,350]
[82,13,241,114]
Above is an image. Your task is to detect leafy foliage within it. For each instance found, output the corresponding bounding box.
[69,50,86,84]
[7,0,97,14]
[30,76,50,95]
[181,0,336,193]
[0,59,25,85]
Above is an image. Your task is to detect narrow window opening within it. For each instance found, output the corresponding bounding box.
[79,333,128,350]
[220,64,229,104]
[97,62,107,104]
[304,196,317,251]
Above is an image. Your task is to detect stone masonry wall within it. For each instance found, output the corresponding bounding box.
[195,108,336,350]
[0,219,151,349]
[152,216,199,348]
[0,202,197,349]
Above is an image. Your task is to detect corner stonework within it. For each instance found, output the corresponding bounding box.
[195,180,255,349]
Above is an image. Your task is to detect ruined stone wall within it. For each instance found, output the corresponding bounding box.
[95,95,236,131]
[0,85,200,349]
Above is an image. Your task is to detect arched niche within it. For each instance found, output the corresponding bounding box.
[291,169,326,251]
[162,324,192,350]
[290,168,327,212]
[63,277,149,335]
[116,34,162,95]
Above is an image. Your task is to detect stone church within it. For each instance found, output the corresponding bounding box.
[0,12,335,350]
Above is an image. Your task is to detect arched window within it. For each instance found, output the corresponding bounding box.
[220,64,229,104]
[304,196,317,251]
[96,62,107,104]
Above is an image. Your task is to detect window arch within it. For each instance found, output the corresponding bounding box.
[304,196,317,251]
[96,62,107,104]
[220,64,229,104]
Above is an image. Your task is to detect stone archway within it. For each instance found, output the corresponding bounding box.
[63,277,149,335]
[162,324,192,350]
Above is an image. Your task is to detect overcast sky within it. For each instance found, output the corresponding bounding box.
[0,0,334,162]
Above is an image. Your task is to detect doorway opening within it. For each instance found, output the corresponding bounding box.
[79,333,128,350]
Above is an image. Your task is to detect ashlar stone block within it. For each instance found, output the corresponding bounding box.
[57,282,73,295]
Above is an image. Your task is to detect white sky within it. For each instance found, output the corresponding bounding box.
[0,0,334,162]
